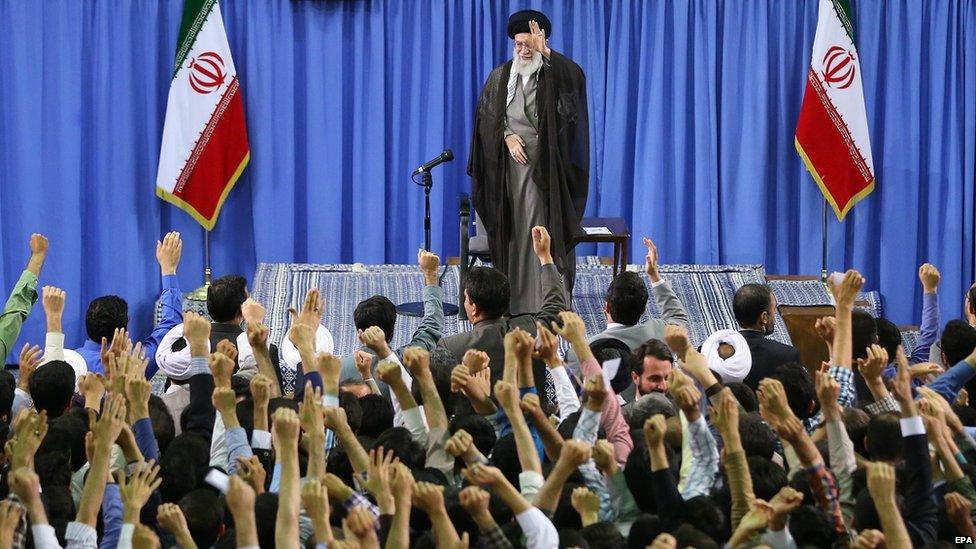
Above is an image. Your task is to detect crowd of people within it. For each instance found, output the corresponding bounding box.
[1,227,975,549]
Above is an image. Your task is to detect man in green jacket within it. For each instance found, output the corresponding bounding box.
[1,234,49,362]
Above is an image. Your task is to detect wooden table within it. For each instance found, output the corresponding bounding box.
[580,217,630,276]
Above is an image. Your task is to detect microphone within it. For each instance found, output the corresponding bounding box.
[412,149,454,176]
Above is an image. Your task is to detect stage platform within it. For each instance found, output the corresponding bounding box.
[158,258,914,394]
[248,258,892,354]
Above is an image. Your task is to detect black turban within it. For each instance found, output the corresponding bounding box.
[507,10,551,40]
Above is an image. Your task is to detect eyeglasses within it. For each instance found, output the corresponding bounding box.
[513,41,532,51]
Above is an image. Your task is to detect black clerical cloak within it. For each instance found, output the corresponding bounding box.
[468,51,589,286]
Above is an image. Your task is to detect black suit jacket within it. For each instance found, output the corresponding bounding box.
[740,330,801,390]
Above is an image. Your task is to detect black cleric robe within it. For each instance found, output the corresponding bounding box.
[468,50,589,297]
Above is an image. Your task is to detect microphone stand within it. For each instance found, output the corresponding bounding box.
[395,167,460,318]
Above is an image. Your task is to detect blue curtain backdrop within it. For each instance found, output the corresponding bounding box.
[1,0,974,360]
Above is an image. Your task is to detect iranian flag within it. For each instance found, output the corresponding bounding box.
[795,0,874,220]
[156,0,249,230]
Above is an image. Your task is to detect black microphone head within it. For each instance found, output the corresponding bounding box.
[443,149,454,161]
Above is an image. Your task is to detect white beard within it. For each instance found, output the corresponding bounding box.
[513,50,543,78]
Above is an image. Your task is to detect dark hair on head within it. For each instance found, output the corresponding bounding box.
[373,427,424,469]
[559,527,590,548]
[179,489,224,548]
[353,296,396,342]
[206,275,247,322]
[953,404,976,427]
[338,391,363,433]
[968,284,976,316]
[865,412,904,461]
[268,397,299,416]
[851,310,878,361]
[605,272,649,326]
[732,284,773,327]
[0,370,15,422]
[326,444,355,488]
[673,523,718,549]
[489,434,522,490]
[790,504,837,547]
[444,491,481,547]
[464,267,510,319]
[590,338,634,393]
[85,295,128,343]
[160,432,211,503]
[412,348,458,413]
[771,362,818,420]
[53,409,90,472]
[148,395,175,455]
[683,495,728,544]
[552,482,583,529]
[41,485,75,542]
[234,398,255,441]
[843,407,871,455]
[35,425,74,488]
[746,456,788,500]
[630,339,673,376]
[28,361,75,418]
[739,413,777,460]
[624,442,677,513]
[581,522,625,548]
[627,514,663,548]
[875,318,902,362]
[254,492,278,548]
[942,320,976,366]
[357,394,394,438]
[725,382,757,413]
[450,414,497,458]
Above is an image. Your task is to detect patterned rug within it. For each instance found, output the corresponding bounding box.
[145,262,914,394]
[249,261,786,358]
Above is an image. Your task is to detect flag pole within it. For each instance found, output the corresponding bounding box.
[187,229,212,300]
[821,198,828,284]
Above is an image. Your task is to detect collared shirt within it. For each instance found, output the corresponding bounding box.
[680,414,720,500]
[75,274,182,376]
[804,366,856,432]
[574,407,614,522]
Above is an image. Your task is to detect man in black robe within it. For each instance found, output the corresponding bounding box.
[468,10,589,315]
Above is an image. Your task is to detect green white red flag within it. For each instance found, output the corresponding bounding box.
[795,0,874,220]
[156,0,249,230]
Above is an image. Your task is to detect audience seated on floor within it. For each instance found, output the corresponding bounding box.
[0,230,973,549]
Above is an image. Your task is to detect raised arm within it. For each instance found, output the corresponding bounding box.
[644,237,689,327]
[41,286,66,361]
[912,263,941,364]
[404,347,447,430]
[246,322,281,397]
[0,234,47,360]
[827,269,865,370]
[554,311,633,462]
[531,226,569,326]
[867,462,912,549]
[272,408,302,548]
[407,250,445,350]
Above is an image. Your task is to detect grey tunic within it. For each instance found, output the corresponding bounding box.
[505,74,546,315]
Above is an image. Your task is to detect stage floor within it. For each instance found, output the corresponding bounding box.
[248,259,886,357]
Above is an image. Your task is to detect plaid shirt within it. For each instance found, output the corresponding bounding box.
[573,408,615,522]
[482,523,515,549]
[806,463,848,540]
[805,366,857,432]
[680,415,720,499]
[865,394,901,416]
[343,492,380,521]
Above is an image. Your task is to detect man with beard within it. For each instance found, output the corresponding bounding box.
[468,10,589,315]
[734,283,800,390]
